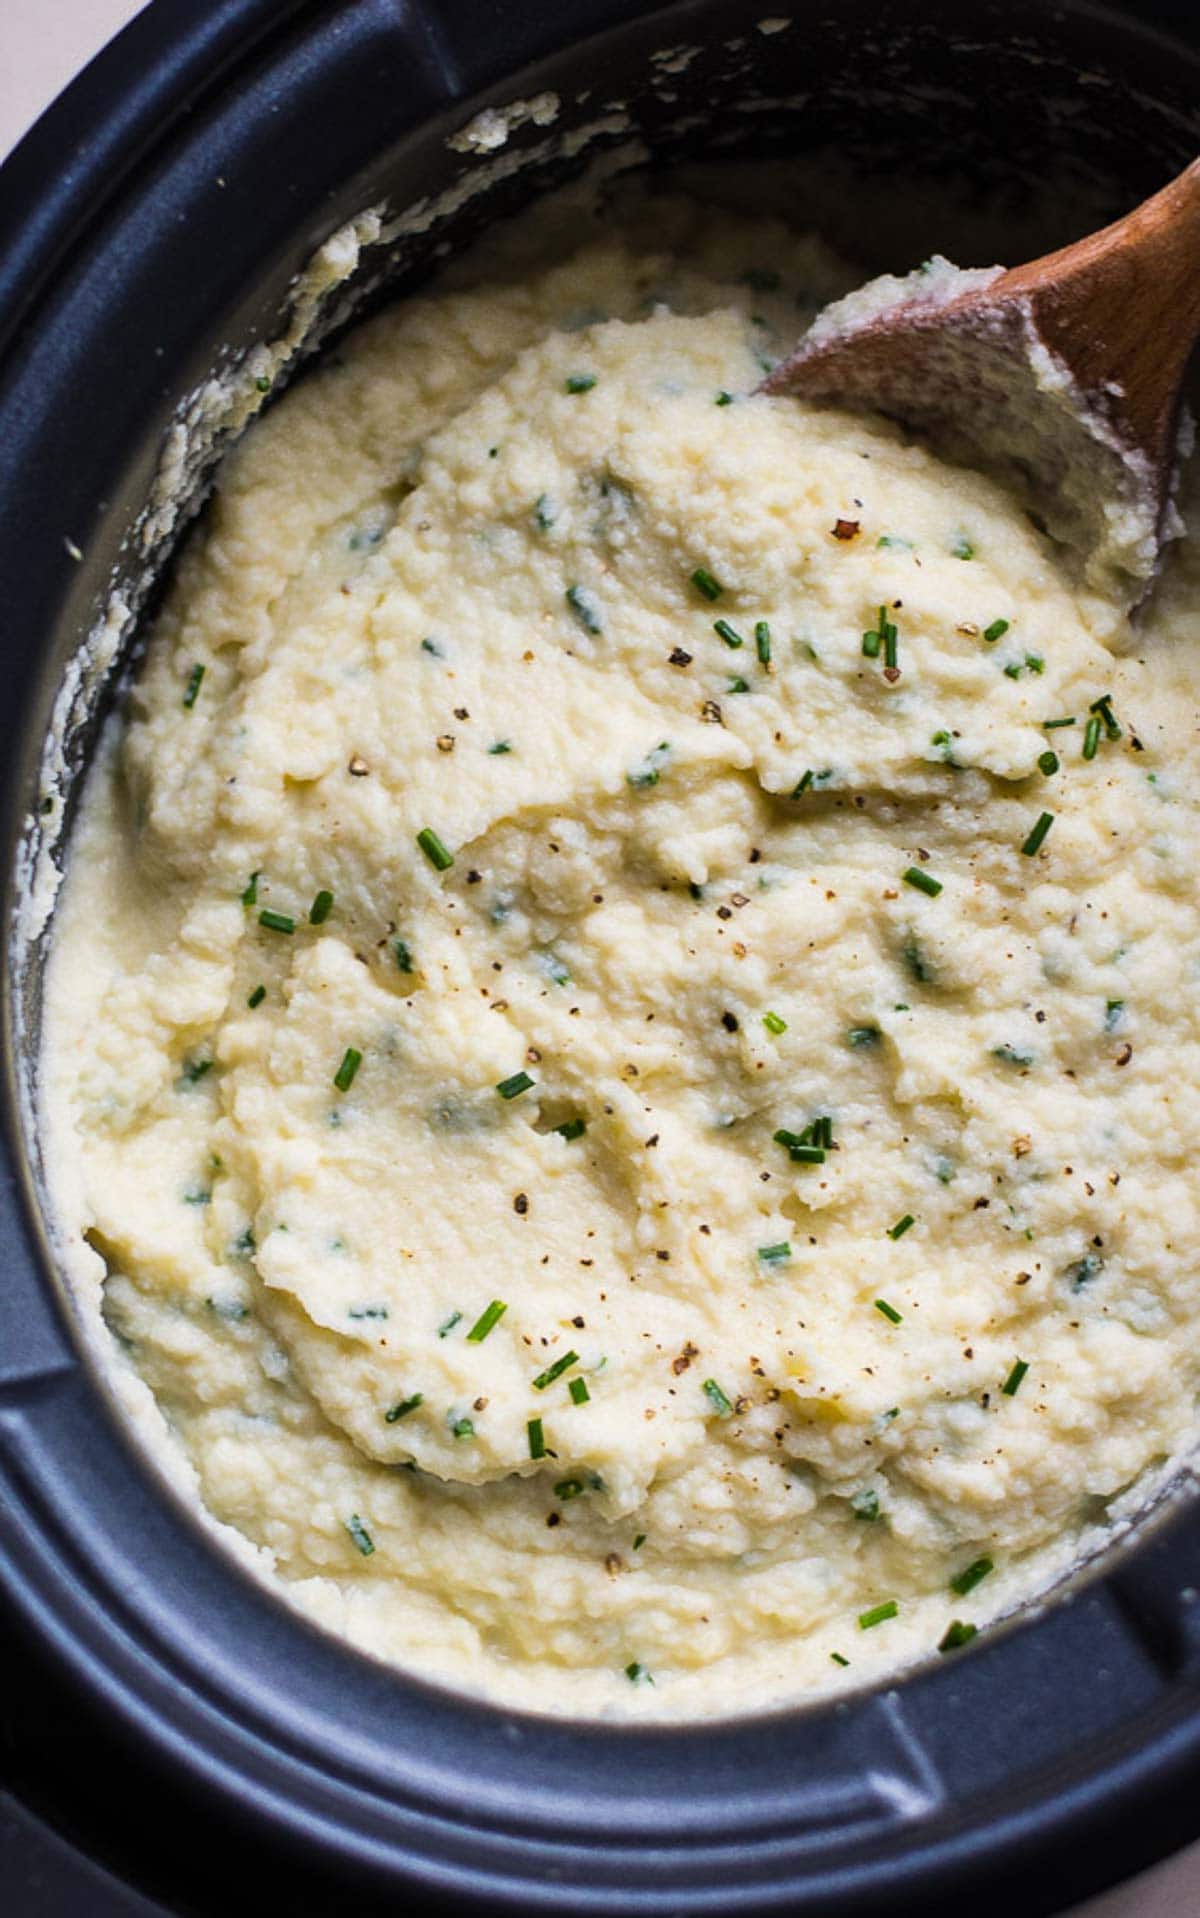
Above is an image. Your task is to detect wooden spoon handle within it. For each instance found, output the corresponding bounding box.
[996,159,1200,467]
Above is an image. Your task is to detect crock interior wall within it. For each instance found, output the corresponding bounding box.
[5,4,1200,1917]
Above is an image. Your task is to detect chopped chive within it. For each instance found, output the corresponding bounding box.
[715,389,734,406]
[950,1556,994,1597]
[702,1378,734,1418]
[625,1661,654,1685]
[1090,692,1122,739]
[569,1376,590,1405]
[182,662,205,709]
[992,1043,1034,1067]
[309,888,334,925]
[1082,715,1102,760]
[818,1115,833,1148]
[241,871,260,906]
[902,866,942,897]
[763,1010,787,1036]
[951,535,974,560]
[758,1241,792,1264]
[385,1393,423,1423]
[255,374,271,394]
[755,620,771,666]
[831,1651,851,1667]
[420,635,443,656]
[527,1417,547,1459]
[466,1299,507,1343]
[346,1514,375,1557]
[554,1117,587,1142]
[566,584,603,634]
[1043,716,1076,730]
[727,675,750,693]
[1038,750,1059,776]
[939,1620,978,1654]
[438,1311,462,1338]
[533,1350,579,1391]
[884,622,898,670]
[786,1142,826,1164]
[565,373,596,393]
[333,1047,362,1092]
[496,1070,535,1101]
[1001,1358,1029,1397]
[887,1214,915,1240]
[714,618,745,649]
[858,1600,898,1629]
[534,495,556,533]
[451,1416,475,1439]
[416,827,453,871]
[632,1533,646,1551]
[489,740,512,755]
[850,1487,880,1521]
[1105,998,1125,1031]
[179,1057,212,1085]
[395,938,414,973]
[554,1477,585,1500]
[874,1298,903,1324]
[861,626,882,659]
[847,1025,880,1048]
[690,567,723,601]
[247,983,266,1009]
[1021,811,1054,857]
[792,770,815,796]
[983,618,1009,642]
[258,908,294,935]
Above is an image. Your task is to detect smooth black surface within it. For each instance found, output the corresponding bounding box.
[3,2,1200,1915]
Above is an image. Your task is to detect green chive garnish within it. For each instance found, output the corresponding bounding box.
[714,618,744,649]
[790,1144,826,1163]
[884,623,898,671]
[1082,715,1102,761]
[258,908,294,934]
[1021,811,1054,857]
[983,618,1009,642]
[255,375,271,394]
[247,983,266,1009]
[1001,1359,1029,1397]
[887,1214,915,1240]
[951,536,974,560]
[309,888,334,925]
[702,1378,734,1417]
[831,1652,851,1667]
[565,373,596,393]
[241,871,260,906]
[1090,693,1122,740]
[691,567,722,601]
[554,1118,587,1141]
[858,1600,898,1630]
[950,1556,994,1597]
[874,1298,903,1324]
[527,1417,547,1459]
[903,866,942,897]
[633,1533,646,1551]
[939,1620,978,1654]
[385,1394,423,1423]
[451,1416,475,1439]
[715,390,734,406]
[763,1010,787,1036]
[850,1487,880,1521]
[438,1311,462,1338]
[333,1047,362,1092]
[346,1514,375,1557]
[569,1376,590,1405]
[183,663,205,709]
[417,827,453,871]
[792,770,815,796]
[566,584,603,634]
[533,1351,579,1391]
[1043,716,1076,730]
[466,1299,507,1343]
[1038,750,1059,776]
[489,740,512,755]
[861,627,882,659]
[554,1477,585,1500]
[496,1070,535,1100]
[758,1241,791,1264]
[625,1661,654,1685]
[847,1025,880,1048]
[755,621,771,665]
[395,938,414,973]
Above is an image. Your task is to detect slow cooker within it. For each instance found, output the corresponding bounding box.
[4,2,1200,1912]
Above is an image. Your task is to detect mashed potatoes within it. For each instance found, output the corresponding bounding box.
[42,186,1200,1718]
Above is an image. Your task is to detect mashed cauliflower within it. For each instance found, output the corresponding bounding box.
[41,185,1200,1718]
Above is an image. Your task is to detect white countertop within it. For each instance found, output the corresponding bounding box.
[2,6,1197,1914]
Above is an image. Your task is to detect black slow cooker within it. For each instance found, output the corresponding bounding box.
[4,3,1200,1912]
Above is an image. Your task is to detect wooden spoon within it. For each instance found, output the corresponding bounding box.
[761,160,1200,600]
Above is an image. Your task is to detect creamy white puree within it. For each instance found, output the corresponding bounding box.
[41,183,1200,1719]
